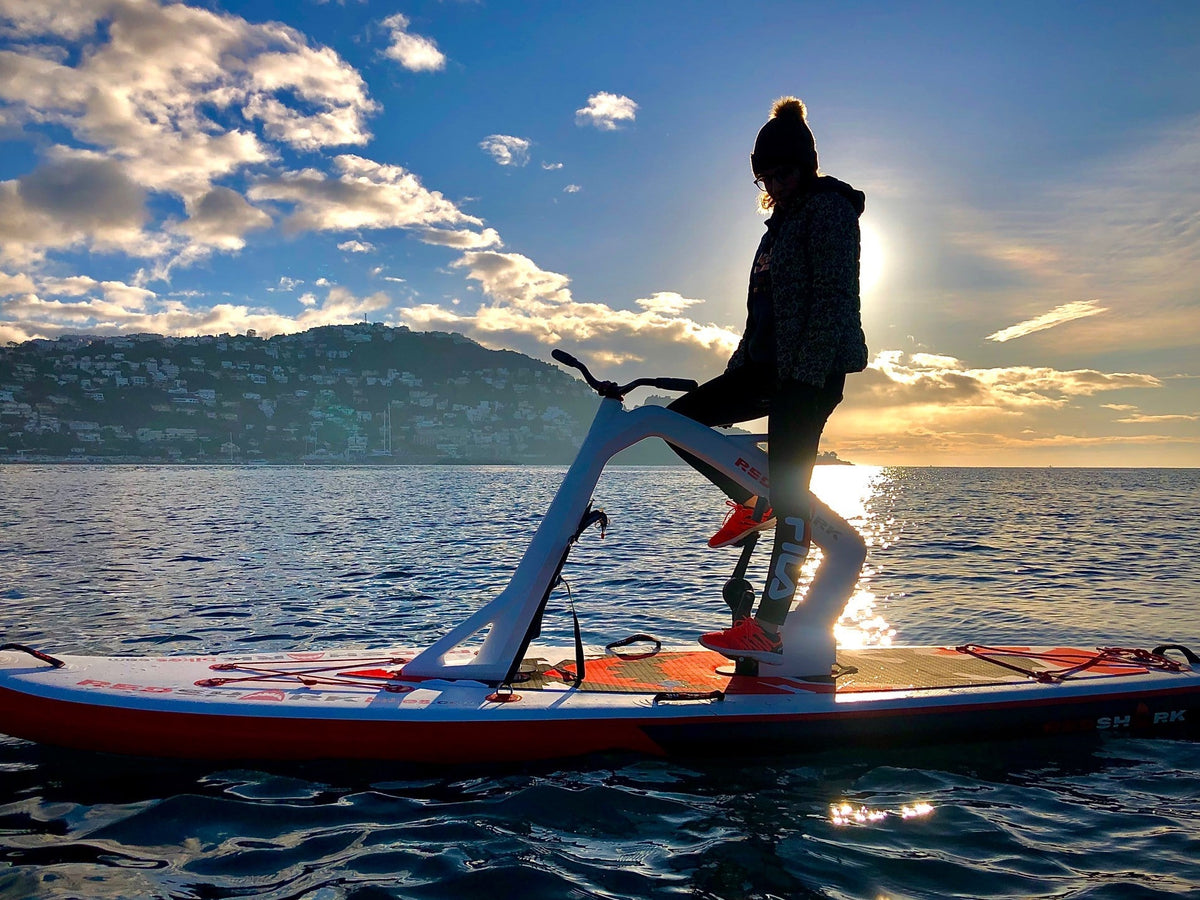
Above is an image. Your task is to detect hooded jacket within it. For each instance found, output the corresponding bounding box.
[727,175,869,387]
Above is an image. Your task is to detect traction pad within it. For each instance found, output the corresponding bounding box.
[512,647,1150,695]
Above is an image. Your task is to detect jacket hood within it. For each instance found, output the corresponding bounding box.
[813,175,866,216]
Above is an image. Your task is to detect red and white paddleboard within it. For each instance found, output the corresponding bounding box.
[1,642,1196,764]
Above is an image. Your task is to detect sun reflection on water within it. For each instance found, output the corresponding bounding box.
[831,801,934,826]
[808,465,898,650]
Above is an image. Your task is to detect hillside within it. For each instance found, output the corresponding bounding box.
[0,324,681,464]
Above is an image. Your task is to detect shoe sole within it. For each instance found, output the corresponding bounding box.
[707,517,777,549]
[698,634,784,664]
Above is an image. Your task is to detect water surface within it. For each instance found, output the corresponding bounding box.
[1,464,1197,898]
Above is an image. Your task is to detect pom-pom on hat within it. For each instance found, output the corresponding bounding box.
[751,97,817,176]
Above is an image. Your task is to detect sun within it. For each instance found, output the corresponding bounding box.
[859,220,886,298]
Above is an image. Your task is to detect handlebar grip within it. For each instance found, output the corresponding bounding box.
[655,378,699,392]
[551,349,581,369]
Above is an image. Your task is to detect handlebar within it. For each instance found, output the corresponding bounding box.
[552,348,698,400]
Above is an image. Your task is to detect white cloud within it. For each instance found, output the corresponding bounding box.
[985,300,1108,343]
[563,184,581,193]
[864,351,1160,409]
[0,0,378,269]
[418,227,502,249]
[380,13,446,72]
[575,92,638,130]
[394,251,741,380]
[337,240,375,253]
[0,271,37,295]
[39,275,156,310]
[0,2,375,189]
[454,251,572,307]
[0,275,395,344]
[0,0,117,41]
[479,134,531,167]
[542,162,564,171]
[248,155,482,233]
[636,292,703,315]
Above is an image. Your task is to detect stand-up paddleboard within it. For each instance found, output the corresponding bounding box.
[2,353,1196,764]
[0,642,1196,763]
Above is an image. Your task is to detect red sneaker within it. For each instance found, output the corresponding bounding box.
[699,617,783,662]
[708,500,776,548]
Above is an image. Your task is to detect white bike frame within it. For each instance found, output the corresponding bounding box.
[402,396,866,683]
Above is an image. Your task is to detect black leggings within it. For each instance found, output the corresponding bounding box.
[667,365,845,624]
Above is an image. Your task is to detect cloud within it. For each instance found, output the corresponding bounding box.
[0,153,153,265]
[542,162,564,171]
[176,187,273,251]
[248,155,482,233]
[0,275,396,345]
[417,227,502,249]
[0,271,37,296]
[39,275,156,310]
[380,13,446,72]
[575,92,638,130]
[393,251,741,380]
[337,240,375,253]
[479,135,531,167]
[827,350,1167,444]
[0,0,115,40]
[938,115,1200,356]
[863,351,1160,411]
[808,350,1186,466]
[0,0,379,269]
[636,292,704,315]
[453,251,572,307]
[1115,412,1198,424]
[985,299,1108,342]
[0,1,375,189]
[563,184,581,193]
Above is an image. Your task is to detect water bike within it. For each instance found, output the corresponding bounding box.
[1,351,1197,764]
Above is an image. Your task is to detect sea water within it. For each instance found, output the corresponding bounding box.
[0,464,1197,899]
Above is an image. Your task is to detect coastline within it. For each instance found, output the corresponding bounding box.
[0,455,857,467]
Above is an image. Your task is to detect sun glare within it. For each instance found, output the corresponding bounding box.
[810,466,896,650]
[859,221,885,297]
[830,800,934,826]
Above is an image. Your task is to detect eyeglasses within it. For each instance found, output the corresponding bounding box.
[753,166,797,190]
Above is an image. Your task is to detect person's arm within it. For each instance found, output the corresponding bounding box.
[726,329,749,372]
[773,194,860,386]
[726,233,772,374]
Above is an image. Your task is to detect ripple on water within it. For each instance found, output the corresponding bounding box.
[0,464,1197,899]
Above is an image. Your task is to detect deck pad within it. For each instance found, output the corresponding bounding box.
[836,647,1091,692]
[535,651,731,694]
[517,646,1153,695]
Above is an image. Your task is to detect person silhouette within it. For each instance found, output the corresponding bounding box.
[667,96,868,665]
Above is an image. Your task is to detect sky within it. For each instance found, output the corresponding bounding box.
[1,0,1198,467]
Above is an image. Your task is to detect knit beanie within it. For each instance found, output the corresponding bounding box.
[751,97,818,176]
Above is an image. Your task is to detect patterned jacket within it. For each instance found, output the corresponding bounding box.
[727,176,868,387]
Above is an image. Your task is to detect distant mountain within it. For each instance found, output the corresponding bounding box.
[0,324,681,465]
